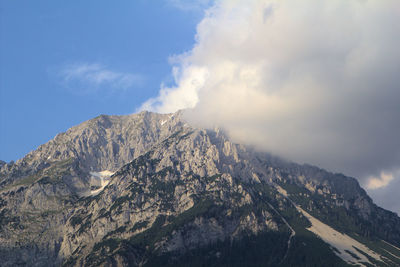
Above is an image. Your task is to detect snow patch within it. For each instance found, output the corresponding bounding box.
[91,170,114,177]
[89,170,114,195]
[160,119,167,126]
[296,206,384,266]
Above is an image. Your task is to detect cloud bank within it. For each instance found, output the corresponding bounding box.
[60,63,142,93]
[141,0,400,209]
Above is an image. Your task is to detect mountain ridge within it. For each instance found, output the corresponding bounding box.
[0,111,399,266]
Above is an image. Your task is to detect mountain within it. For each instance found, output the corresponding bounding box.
[1,111,399,267]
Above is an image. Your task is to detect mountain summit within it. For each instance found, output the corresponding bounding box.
[0,111,399,266]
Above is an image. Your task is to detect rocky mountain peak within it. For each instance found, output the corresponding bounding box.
[0,111,399,267]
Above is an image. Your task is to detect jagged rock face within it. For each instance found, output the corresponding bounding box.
[0,112,184,188]
[0,111,185,267]
[58,129,287,266]
[0,111,400,267]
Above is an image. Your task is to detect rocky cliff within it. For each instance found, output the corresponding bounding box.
[1,111,399,267]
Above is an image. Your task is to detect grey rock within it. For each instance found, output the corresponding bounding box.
[0,110,399,266]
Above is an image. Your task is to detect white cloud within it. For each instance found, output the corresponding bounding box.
[142,0,400,211]
[366,169,400,214]
[140,65,208,112]
[366,172,394,190]
[60,63,143,93]
[167,0,213,11]
[142,0,400,174]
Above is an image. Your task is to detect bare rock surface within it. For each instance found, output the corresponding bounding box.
[0,111,399,266]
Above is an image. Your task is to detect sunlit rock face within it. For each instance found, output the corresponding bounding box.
[0,111,399,267]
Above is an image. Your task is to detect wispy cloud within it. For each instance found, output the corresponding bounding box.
[167,0,213,11]
[59,63,143,93]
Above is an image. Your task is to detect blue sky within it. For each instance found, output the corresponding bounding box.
[0,0,207,162]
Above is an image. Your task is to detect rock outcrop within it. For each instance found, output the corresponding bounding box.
[1,111,399,266]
